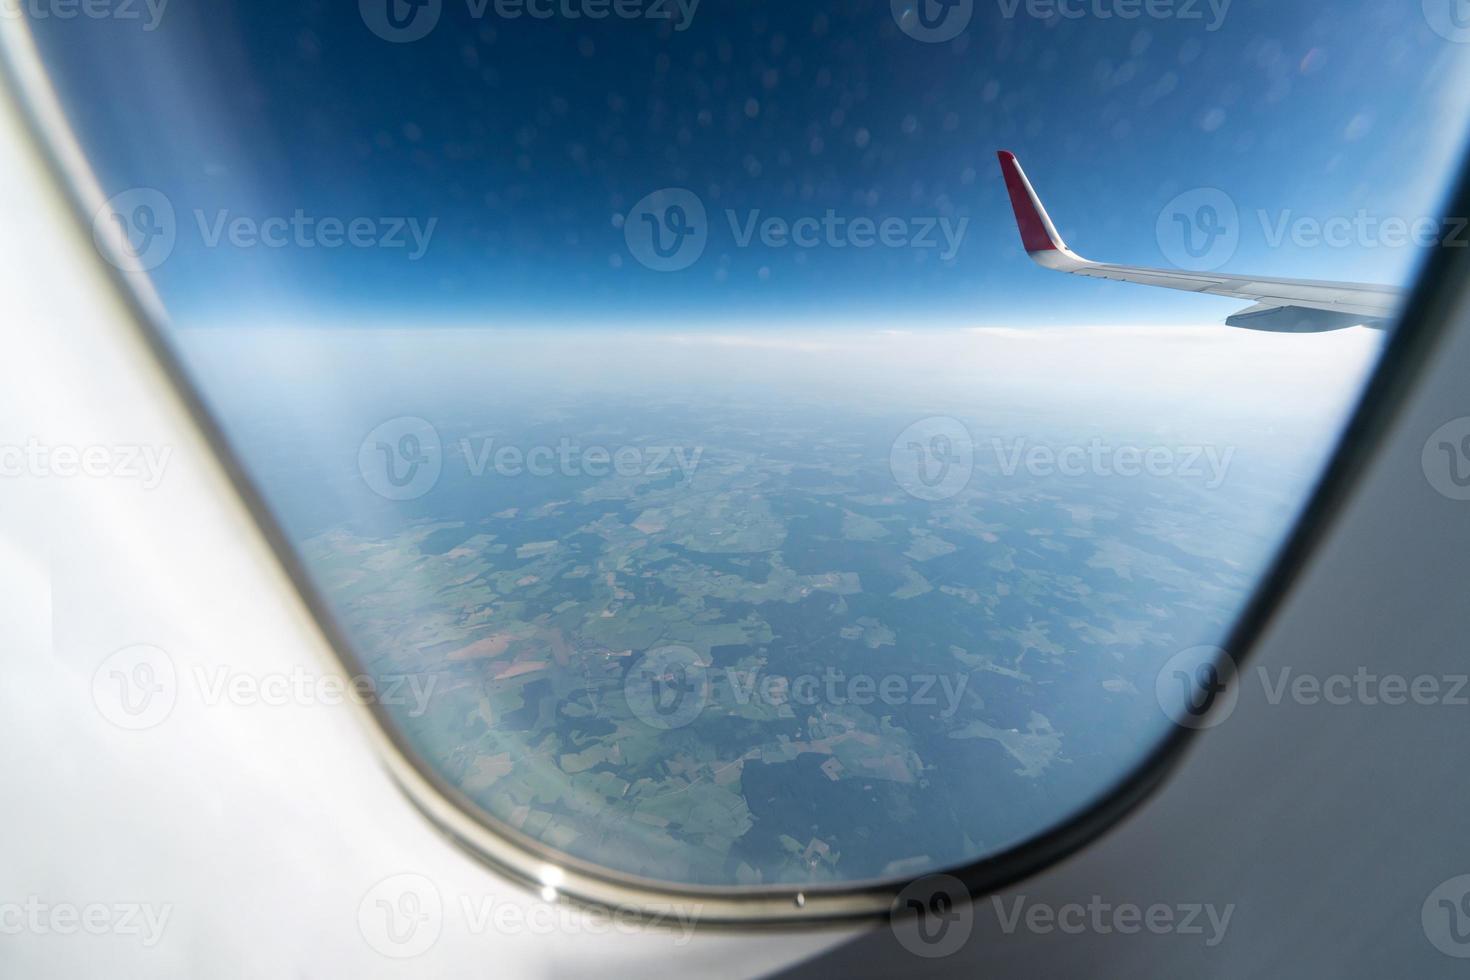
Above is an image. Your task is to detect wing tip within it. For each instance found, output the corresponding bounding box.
[996,149,1064,254]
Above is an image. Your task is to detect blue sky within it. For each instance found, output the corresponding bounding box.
[31,0,1470,328]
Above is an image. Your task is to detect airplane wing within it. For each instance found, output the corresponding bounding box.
[997,150,1403,332]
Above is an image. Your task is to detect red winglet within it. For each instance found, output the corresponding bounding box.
[998,150,1062,254]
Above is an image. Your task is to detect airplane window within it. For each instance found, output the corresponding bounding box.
[16,2,1470,908]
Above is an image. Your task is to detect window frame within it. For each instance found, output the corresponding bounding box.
[5,10,1467,924]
